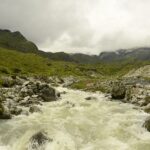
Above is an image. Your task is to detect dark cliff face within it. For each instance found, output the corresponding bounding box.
[0,29,38,53]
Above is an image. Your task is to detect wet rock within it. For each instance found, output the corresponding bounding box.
[63,76,77,87]
[0,113,11,119]
[10,107,22,115]
[125,84,150,106]
[66,101,75,107]
[142,96,150,107]
[0,102,11,119]
[21,110,29,116]
[29,131,52,149]
[85,96,97,100]
[1,77,16,87]
[56,92,61,97]
[29,106,41,113]
[144,107,150,113]
[0,102,4,115]
[60,91,67,95]
[56,77,64,84]
[144,103,150,113]
[111,81,126,99]
[39,84,56,102]
[143,117,150,132]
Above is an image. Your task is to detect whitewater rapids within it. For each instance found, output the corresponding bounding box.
[0,87,150,150]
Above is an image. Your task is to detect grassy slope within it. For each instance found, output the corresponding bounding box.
[0,47,150,91]
[0,47,103,77]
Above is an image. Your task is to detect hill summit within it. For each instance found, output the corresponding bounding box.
[0,29,38,53]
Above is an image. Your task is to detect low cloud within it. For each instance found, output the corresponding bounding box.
[0,0,150,54]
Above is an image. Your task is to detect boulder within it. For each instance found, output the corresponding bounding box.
[21,82,57,102]
[29,131,52,149]
[143,117,150,132]
[39,84,56,102]
[0,101,11,119]
[0,102,4,115]
[60,91,67,95]
[0,113,11,119]
[142,96,150,107]
[111,81,126,99]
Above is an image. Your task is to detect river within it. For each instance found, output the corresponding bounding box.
[0,87,150,150]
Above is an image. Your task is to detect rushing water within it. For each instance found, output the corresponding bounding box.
[0,87,150,150]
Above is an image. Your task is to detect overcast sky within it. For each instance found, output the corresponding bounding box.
[0,0,150,54]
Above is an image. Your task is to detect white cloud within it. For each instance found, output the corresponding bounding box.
[0,0,150,54]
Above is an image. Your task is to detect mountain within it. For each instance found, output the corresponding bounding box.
[0,29,38,53]
[37,51,75,62]
[0,29,150,64]
[99,48,150,62]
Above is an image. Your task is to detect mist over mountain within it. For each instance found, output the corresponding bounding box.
[0,29,150,63]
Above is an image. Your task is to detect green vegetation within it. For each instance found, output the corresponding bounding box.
[0,47,104,77]
[0,46,150,91]
[0,28,150,94]
[0,47,150,78]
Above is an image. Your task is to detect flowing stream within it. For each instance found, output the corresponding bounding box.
[0,87,150,150]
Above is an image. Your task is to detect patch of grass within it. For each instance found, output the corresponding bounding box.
[0,47,150,86]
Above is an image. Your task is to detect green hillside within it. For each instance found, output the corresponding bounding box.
[0,47,103,77]
[0,47,149,77]
[0,29,38,53]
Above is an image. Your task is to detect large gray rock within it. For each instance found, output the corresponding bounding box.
[20,82,58,103]
[29,131,52,150]
[143,117,150,132]
[39,84,56,102]
[0,104,11,119]
[111,81,126,99]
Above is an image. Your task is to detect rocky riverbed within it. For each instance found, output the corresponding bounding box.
[0,75,150,133]
[110,77,150,131]
[0,86,150,150]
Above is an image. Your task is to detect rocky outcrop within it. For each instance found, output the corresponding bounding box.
[0,76,60,119]
[110,78,150,132]
[110,78,150,105]
[124,65,150,78]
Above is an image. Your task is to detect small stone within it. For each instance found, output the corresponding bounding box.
[143,117,150,132]
[29,106,41,113]
[85,96,97,100]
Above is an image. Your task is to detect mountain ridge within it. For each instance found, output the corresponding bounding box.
[0,29,150,63]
